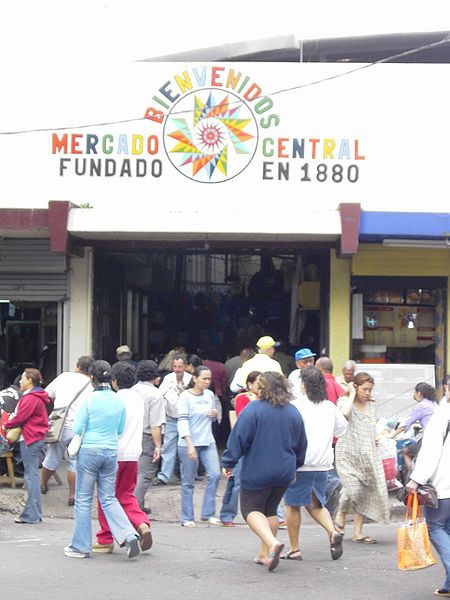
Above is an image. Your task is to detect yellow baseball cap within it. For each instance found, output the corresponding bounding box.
[256,336,280,350]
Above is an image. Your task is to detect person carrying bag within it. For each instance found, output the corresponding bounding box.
[406,404,450,597]
[45,381,90,444]
[40,356,94,505]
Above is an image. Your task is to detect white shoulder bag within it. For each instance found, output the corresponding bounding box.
[67,398,91,457]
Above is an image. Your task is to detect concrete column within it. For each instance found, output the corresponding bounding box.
[329,249,351,371]
[67,248,93,369]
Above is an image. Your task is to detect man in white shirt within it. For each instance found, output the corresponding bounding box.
[234,336,283,390]
[93,361,152,554]
[440,374,450,406]
[406,404,450,595]
[153,354,192,486]
[288,348,316,398]
[41,356,94,505]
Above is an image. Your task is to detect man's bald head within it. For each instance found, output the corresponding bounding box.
[315,356,333,374]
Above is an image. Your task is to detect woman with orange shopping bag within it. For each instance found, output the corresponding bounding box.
[406,401,450,597]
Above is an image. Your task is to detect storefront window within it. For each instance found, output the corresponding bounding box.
[351,279,445,367]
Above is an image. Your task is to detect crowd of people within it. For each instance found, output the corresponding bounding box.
[0,338,449,592]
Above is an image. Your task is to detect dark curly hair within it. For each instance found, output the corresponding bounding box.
[136,360,160,382]
[257,372,292,407]
[112,361,136,389]
[301,366,327,404]
[415,381,436,402]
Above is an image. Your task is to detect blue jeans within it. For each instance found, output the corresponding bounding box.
[19,440,45,523]
[178,443,220,523]
[220,458,242,522]
[425,498,450,590]
[71,447,138,553]
[158,417,178,484]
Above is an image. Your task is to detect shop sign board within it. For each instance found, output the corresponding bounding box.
[1,63,449,225]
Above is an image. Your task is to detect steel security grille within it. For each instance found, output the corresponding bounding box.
[0,239,67,301]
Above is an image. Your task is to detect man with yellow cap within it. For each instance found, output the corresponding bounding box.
[235,336,283,390]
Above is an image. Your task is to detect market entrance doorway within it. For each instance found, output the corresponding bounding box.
[93,249,330,364]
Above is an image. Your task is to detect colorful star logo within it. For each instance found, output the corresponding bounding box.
[163,89,258,183]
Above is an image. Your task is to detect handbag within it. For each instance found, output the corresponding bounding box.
[67,432,84,457]
[67,397,91,457]
[45,381,90,444]
[6,426,22,443]
[397,492,436,571]
[397,484,438,509]
[398,418,450,508]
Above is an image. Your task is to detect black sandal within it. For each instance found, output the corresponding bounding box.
[330,531,343,560]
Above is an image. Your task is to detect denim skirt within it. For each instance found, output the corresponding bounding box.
[284,470,328,507]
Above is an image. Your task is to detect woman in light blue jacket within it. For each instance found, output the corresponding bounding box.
[64,360,140,560]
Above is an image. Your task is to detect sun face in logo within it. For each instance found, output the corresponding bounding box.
[163,89,258,183]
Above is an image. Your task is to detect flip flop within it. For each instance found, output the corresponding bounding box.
[434,590,450,598]
[334,521,345,536]
[267,542,284,572]
[280,549,303,561]
[330,531,343,560]
[352,536,377,544]
[254,557,270,566]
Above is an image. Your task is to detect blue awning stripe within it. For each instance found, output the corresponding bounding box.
[360,212,450,238]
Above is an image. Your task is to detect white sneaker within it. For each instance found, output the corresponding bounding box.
[202,517,221,526]
[64,545,89,558]
[182,521,196,527]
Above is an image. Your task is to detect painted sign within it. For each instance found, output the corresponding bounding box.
[48,65,364,188]
[0,63,448,215]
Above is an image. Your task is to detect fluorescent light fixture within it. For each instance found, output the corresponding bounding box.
[383,238,450,248]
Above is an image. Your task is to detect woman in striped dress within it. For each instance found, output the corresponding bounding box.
[334,372,389,543]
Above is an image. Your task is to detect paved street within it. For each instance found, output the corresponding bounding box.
[0,468,443,599]
[0,516,442,600]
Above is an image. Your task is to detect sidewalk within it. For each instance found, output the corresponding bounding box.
[0,464,406,524]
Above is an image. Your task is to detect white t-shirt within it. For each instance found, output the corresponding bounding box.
[291,395,348,471]
[116,388,144,462]
[411,403,450,499]
[45,372,93,427]
[236,353,283,387]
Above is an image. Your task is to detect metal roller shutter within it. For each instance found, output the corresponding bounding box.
[0,239,67,301]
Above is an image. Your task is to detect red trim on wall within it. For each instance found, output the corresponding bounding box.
[0,202,72,254]
[339,203,361,257]
[48,201,71,253]
[0,208,49,230]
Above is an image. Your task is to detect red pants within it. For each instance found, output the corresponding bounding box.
[96,461,150,545]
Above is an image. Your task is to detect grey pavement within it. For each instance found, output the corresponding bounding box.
[2,466,441,600]
[0,516,443,600]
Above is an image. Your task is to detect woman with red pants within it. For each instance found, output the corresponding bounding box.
[93,361,152,553]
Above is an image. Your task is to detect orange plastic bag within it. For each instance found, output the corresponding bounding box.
[397,492,436,571]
